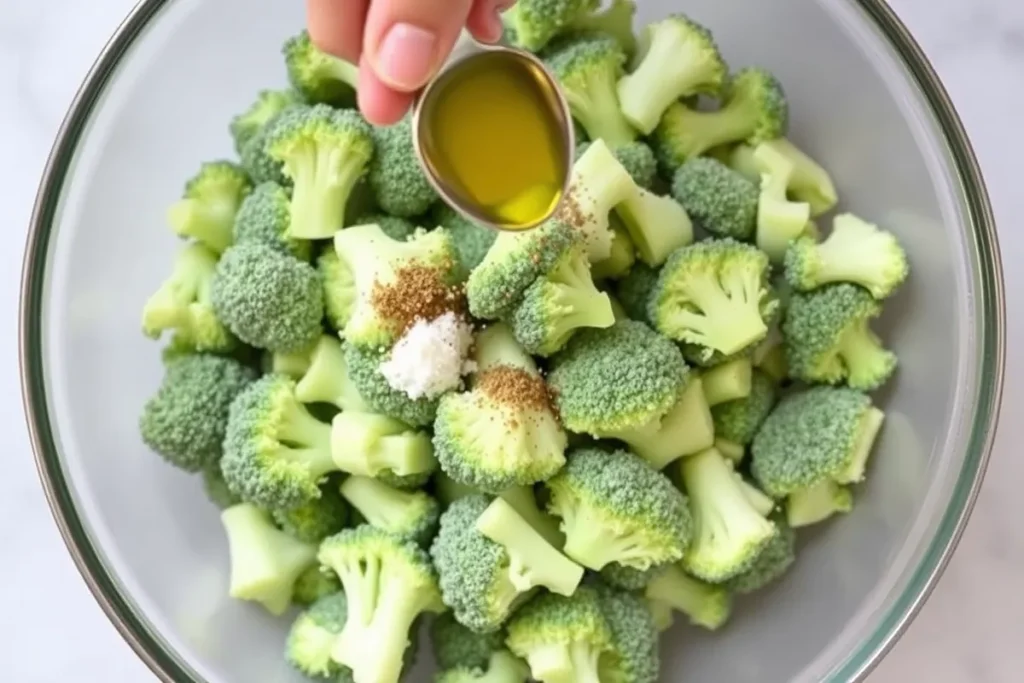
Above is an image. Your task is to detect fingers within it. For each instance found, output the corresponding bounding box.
[306,0,370,64]
[356,56,417,126]
[465,0,515,44]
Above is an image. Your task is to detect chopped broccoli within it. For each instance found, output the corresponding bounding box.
[167,161,252,254]
[562,139,637,263]
[368,116,439,217]
[211,243,324,353]
[502,0,600,52]
[644,598,675,632]
[711,370,777,445]
[546,448,693,571]
[232,181,311,261]
[653,68,788,173]
[286,591,349,679]
[319,525,444,683]
[203,462,242,510]
[648,238,776,361]
[614,187,694,267]
[318,246,354,332]
[344,342,440,427]
[700,356,753,406]
[617,14,727,134]
[730,138,838,217]
[613,262,658,324]
[643,562,730,630]
[354,212,419,242]
[435,652,531,683]
[141,242,236,353]
[272,477,348,543]
[575,140,657,190]
[331,410,436,480]
[786,479,854,527]
[283,30,359,105]
[220,502,318,615]
[679,446,778,582]
[593,582,659,683]
[433,203,499,276]
[292,564,342,607]
[265,104,374,239]
[753,142,813,263]
[430,613,530,683]
[290,335,373,411]
[783,283,897,391]
[566,0,638,55]
[498,485,566,549]
[545,34,637,148]
[671,157,758,241]
[784,213,910,300]
[726,514,796,593]
[340,475,441,546]
[590,217,636,280]
[431,495,585,632]
[715,437,746,465]
[434,471,480,506]
[230,89,302,155]
[599,562,664,592]
[241,118,291,187]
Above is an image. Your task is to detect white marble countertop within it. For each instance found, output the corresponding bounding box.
[0,0,1020,681]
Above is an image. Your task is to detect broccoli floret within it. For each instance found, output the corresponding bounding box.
[653,68,788,173]
[331,411,436,481]
[283,30,359,105]
[340,475,441,546]
[782,283,897,391]
[784,213,910,299]
[599,562,664,592]
[319,525,444,683]
[291,335,373,411]
[509,243,615,356]
[593,582,659,683]
[286,591,349,679]
[139,354,256,472]
[333,223,458,347]
[575,140,657,190]
[671,157,758,241]
[368,116,439,217]
[433,204,499,276]
[505,585,613,683]
[292,564,342,607]
[435,652,531,683]
[643,562,730,630]
[786,479,854,527]
[272,478,348,543]
[548,320,687,434]
[232,181,311,260]
[344,342,440,427]
[545,34,636,148]
[141,243,236,353]
[617,14,727,134]
[220,502,318,615]
[502,0,600,52]
[467,219,578,320]
[317,247,354,332]
[726,514,796,594]
[566,0,638,55]
[590,218,636,281]
[679,446,778,582]
[750,142,813,263]
[354,212,419,242]
[203,462,242,510]
[700,356,753,406]
[731,138,838,217]
[221,374,339,511]
[431,612,530,683]
[750,385,885,499]
[434,326,567,492]
[561,139,637,264]
[167,161,252,254]
[614,187,694,267]
[211,243,324,353]
[647,238,776,361]
[546,448,692,571]
[434,471,480,506]
[711,370,777,445]
[614,262,658,324]
[265,104,374,240]
[498,485,566,549]
[241,120,291,187]
[230,89,303,155]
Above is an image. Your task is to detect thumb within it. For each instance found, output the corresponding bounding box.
[362,0,475,92]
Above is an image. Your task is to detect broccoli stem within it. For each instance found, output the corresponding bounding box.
[277,401,337,478]
[644,563,730,631]
[835,321,896,392]
[701,357,753,406]
[331,412,435,478]
[734,473,776,517]
[474,322,539,375]
[614,188,693,267]
[756,186,811,265]
[558,502,651,571]
[340,475,418,530]
[476,498,584,597]
[568,72,637,148]
[669,106,757,160]
[786,480,853,528]
[525,641,602,683]
[645,598,675,632]
[672,274,767,356]
[802,217,903,295]
[286,146,363,239]
[295,336,372,411]
[167,198,235,253]
[499,485,565,549]
[715,438,745,464]
[539,254,615,352]
[836,407,885,484]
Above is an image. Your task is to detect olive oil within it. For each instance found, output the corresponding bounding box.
[416,50,572,231]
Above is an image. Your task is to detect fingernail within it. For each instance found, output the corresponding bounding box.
[374,23,439,90]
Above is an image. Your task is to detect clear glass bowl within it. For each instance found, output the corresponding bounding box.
[20,0,1004,681]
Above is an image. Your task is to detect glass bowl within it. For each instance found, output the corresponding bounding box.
[20,0,1005,681]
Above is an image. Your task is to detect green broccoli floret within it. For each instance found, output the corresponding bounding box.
[782,283,897,391]
[653,68,788,173]
[265,104,374,240]
[546,448,693,571]
[203,462,242,510]
[647,238,776,362]
[292,564,342,607]
[232,181,310,261]
[368,116,439,217]
[433,204,499,276]
[593,582,659,683]
[211,243,324,353]
[318,525,444,683]
[563,139,637,265]
[230,89,303,155]
[505,585,613,683]
[617,14,727,134]
[575,140,657,190]
[272,477,348,543]
[355,212,419,241]
[729,139,838,217]
[331,411,436,481]
[220,502,318,615]
[502,0,600,52]
[241,121,290,187]
[431,612,530,683]
[784,213,910,300]
[671,157,758,241]
[567,0,638,55]
[431,495,584,632]
[340,475,440,546]
[786,479,854,527]
[283,30,359,105]
[679,446,778,582]
[139,353,256,472]
[434,325,567,492]
[598,562,664,592]
[700,356,753,406]
[590,218,636,281]
[333,223,458,347]
[726,514,796,594]
[643,562,730,630]
[167,161,251,254]
[344,342,440,427]
[141,242,236,353]
[221,374,339,511]
[711,370,778,445]
[750,385,885,501]
[509,243,615,356]
[291,335,373,411]
[614,187,693,267]
[317,247,354,332]
[435,652,531,683]
[467,219,578,320]
[614,262,658,324]
[750,142,813,263]
[548,320,687,434]
[545,34,636,148]
[286,591,349,679]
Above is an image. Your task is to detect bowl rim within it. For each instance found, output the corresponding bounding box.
[19,1,1006,682]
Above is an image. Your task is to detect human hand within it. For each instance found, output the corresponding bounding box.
[306,0,513,126]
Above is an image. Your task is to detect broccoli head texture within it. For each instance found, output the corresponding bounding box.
[354,212,419,242]
[725,514,796,594]
[433,203,499,277]
[503,0,601,52]
[283,29,359,105]
[711,369,778,445]
[593,581,659,683]
[202,462,242,510]
[286,591,349,679]
[344,342,441,427]
[167,160,252,254]
[368,115,439,217]
[613,262,658,325]
[671,157,758,241]
[340,474,441,547]
[272,477,349,543]
[230,89,303,155]
[292,564,342,607]
[431,612,508,671]
[232,181,311,261]
[598,562,664,592]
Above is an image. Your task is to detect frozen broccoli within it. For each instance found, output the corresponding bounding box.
[575,140,657,190]
[593,582,659,683]
[700,356,753,406]
[331,410,436,481]
[431,495,584,633]
[613,262,658,324]
[283,30,359,105]
[546,448,693,571]
[614,187,694,267]
[211,243,324,353]
[286,591,349,679]
[272,477,348,544]
[617,14,727,134]
[368,115,439,217]
[265,104,374,239]
[726,514,796,594]
[729,139,838,216]
[288,334,373,411]
[340,474,441,546]
[562,139,637,263]
[784,213,909,300]
[433,204,499,276]
[344,342,441,427]
[783,283,897,391]
[711,370,777,445]
[232,181,310,261]
[643,562,730,630]
[752,142,813,263]
[167,161,252,254]
[590,218,636,280]
[230,89,302,155]
[671,157,758,241]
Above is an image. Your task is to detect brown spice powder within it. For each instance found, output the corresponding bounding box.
[477,366,552,413]
[554,183,595,231]
[370,263,466,338]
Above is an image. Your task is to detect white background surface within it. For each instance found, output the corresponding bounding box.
[0,0,1021,681]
